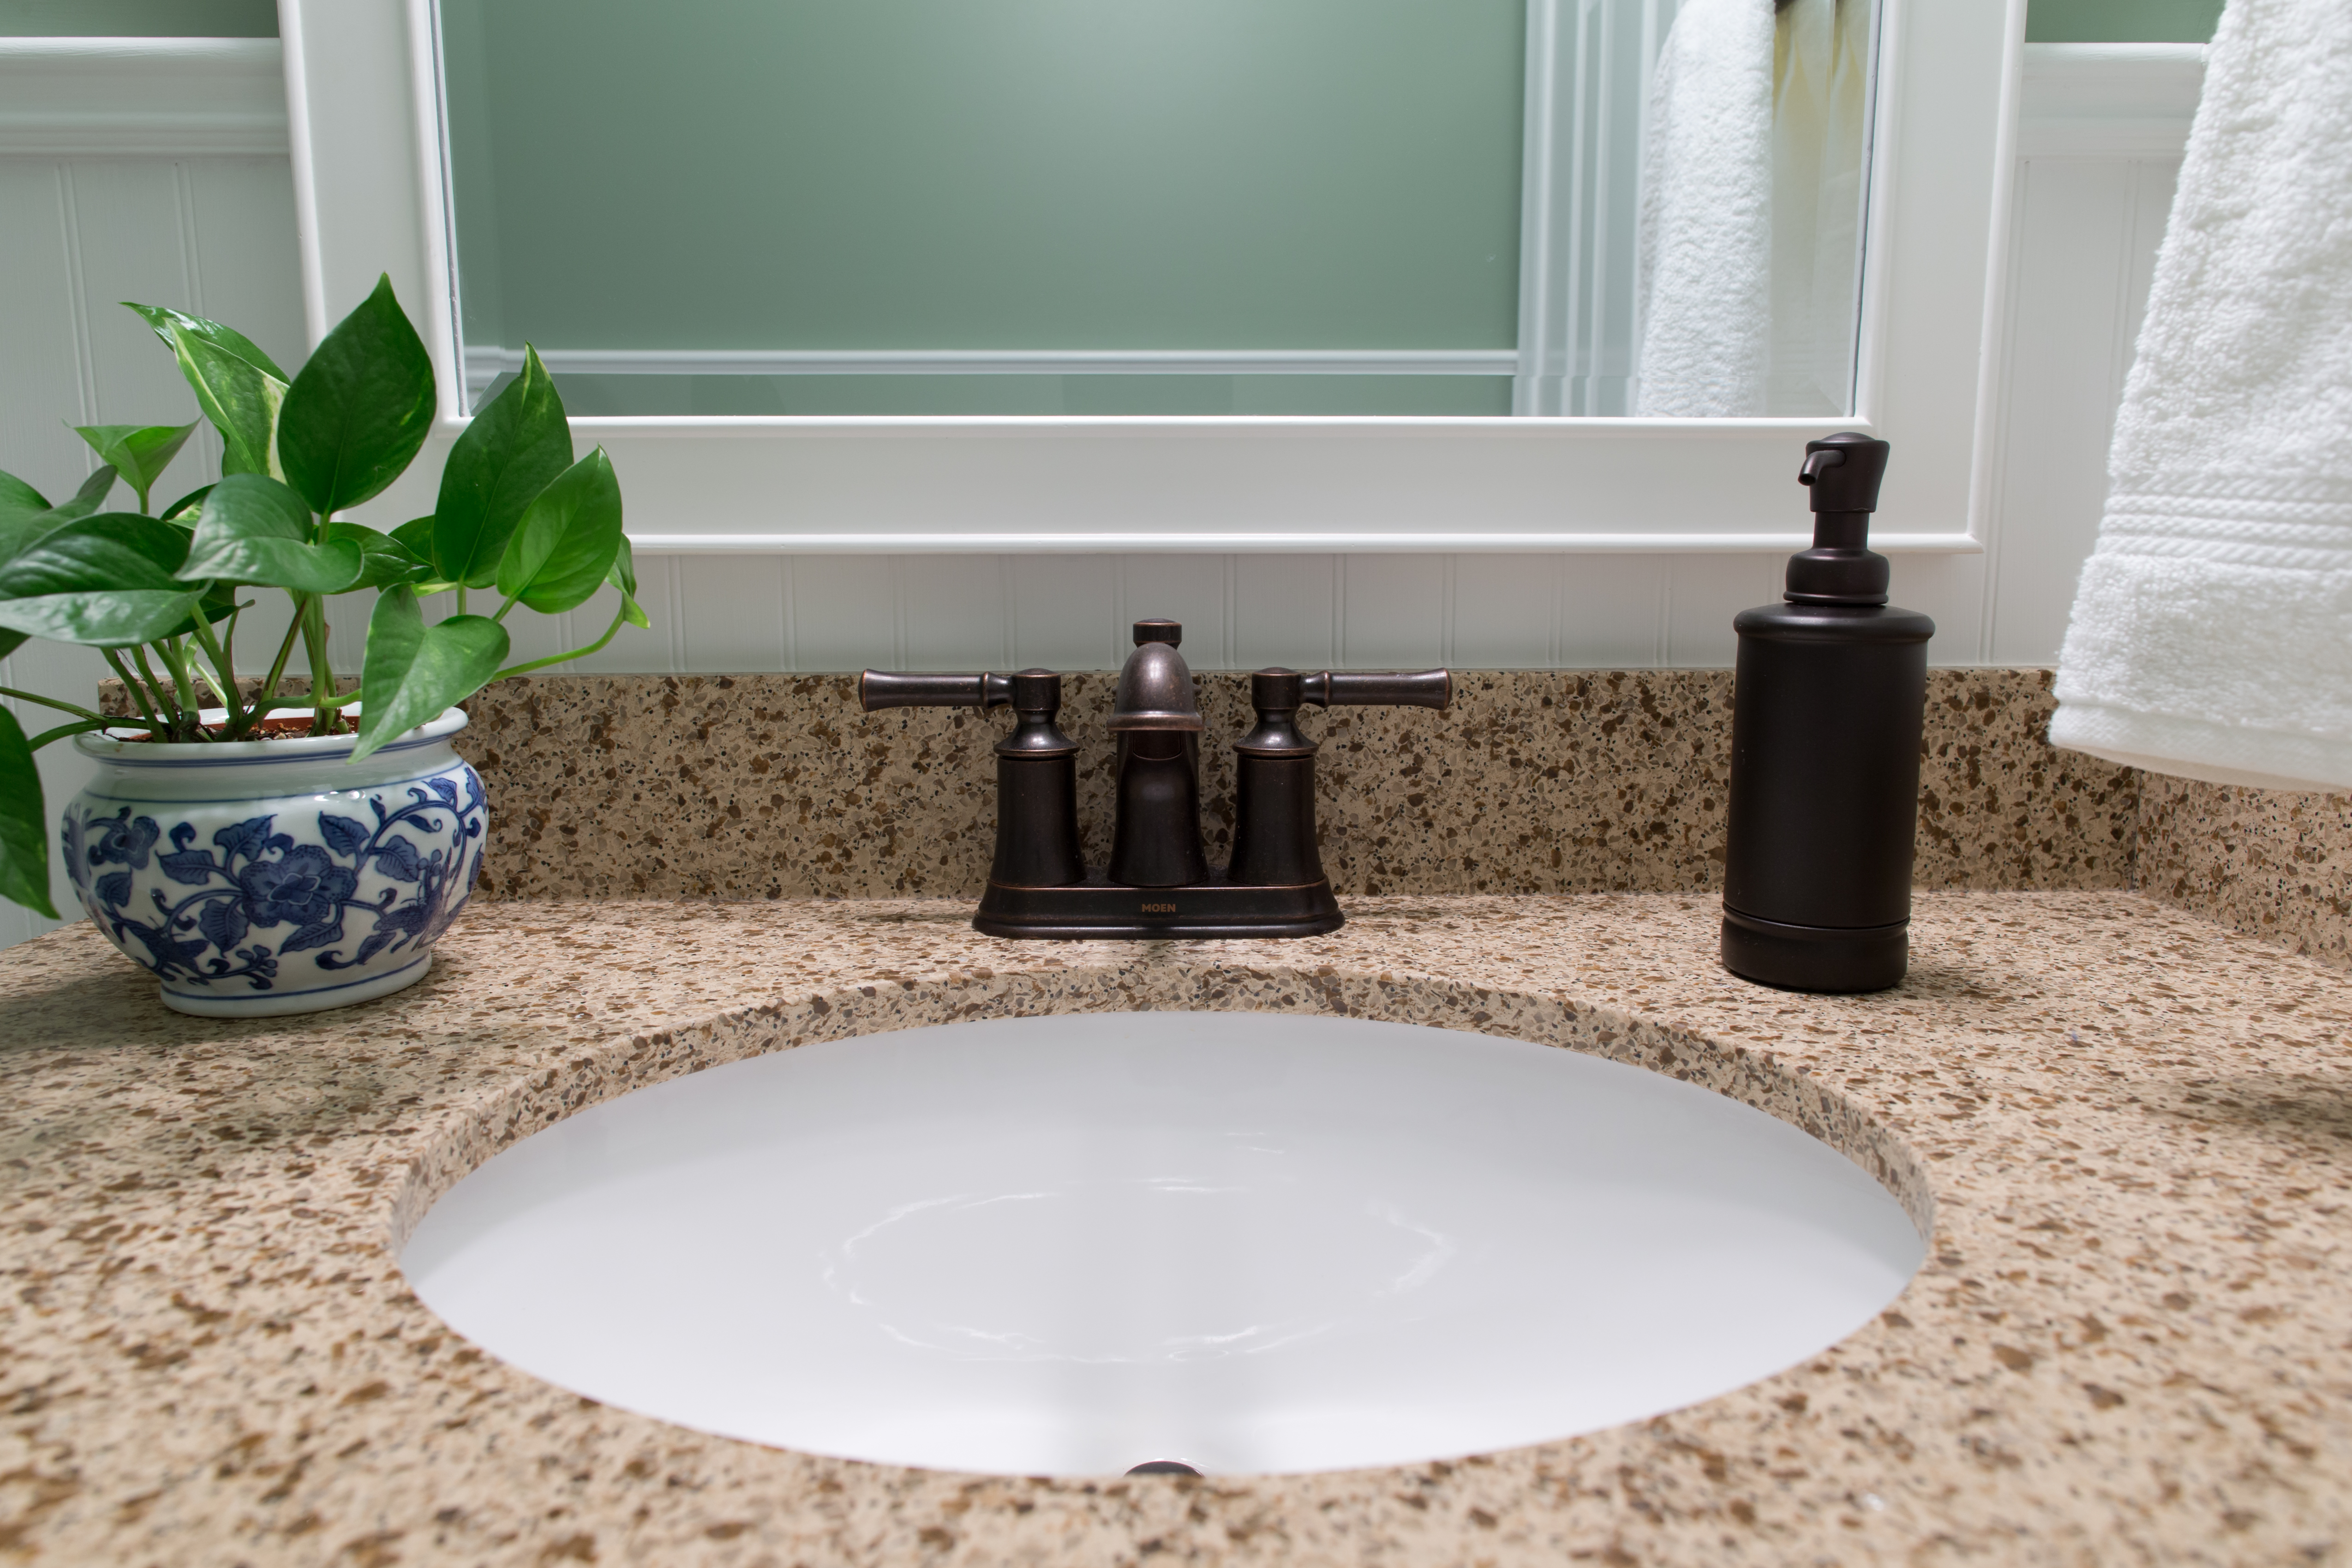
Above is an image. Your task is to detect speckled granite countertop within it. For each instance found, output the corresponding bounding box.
[1,891,2346,1565]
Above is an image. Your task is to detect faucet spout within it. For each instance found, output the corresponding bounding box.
[1106,621,1208,888]
[1108,730,1209,888]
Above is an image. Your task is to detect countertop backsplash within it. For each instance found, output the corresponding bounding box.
[2136,772,2352,968]
[93,666,2352,966]
[448,668,2137,900]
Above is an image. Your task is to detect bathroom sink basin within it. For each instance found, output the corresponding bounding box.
[402,1011,1921,1476]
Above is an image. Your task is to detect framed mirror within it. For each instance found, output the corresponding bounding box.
[438,0,1873,423]
[281,0,2023,551]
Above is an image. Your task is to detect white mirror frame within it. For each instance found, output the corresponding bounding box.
[279,0,2025,557]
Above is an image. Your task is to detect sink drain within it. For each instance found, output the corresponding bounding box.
[1125,1460,1202,1477]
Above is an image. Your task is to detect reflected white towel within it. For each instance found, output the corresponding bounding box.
[1634,0,1869,418]
[1768,0,1871,416]
[2050,0,2352,791]
[1634,0,1776,417]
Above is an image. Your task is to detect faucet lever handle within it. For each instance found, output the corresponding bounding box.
[858,671,1015,711]
[1300,670,1452,711]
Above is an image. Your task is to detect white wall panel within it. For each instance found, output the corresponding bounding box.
[1114,556,1230,668]
[789,555,897,673]
[1887,550,1993,664]
[674,554,789,674]
[1,146,306,951]
[1553,555,1660,667]
[563,572,670,676]
[1448,554,1562,669]
[1337,556,1447,671]
[0,163,94,498]
[59,163,199,433]
[1010,555,1119,673]
[899,556,1011,672]
[183,157,308,365]
[1664,555,1779,668]
[1230,556,1339,673]
[1981,154,2177,665]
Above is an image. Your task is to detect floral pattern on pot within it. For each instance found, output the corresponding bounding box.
[66,777,484,996]
[64,707,487,1017]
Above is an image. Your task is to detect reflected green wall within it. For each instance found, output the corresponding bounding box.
[442,0,1526,358]
[2024,0,2222,42]
[0,0,276,34]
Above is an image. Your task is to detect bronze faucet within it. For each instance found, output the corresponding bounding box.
[859,619,1449,940]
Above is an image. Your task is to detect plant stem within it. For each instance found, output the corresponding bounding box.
[455,586,466,616]
[253,598,308,722]
[0,686,109,724]
[102,648,164,736]
[220,603,242,717]
[27,718,118,750]
[491,591,521,624]
[492,598,630,680]
[188,617,243,738]
[302,596,338,736]
[158,636,203,723]
[128,644,183,739]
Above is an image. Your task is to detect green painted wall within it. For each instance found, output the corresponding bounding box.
[2025,0,2223,43]
[0,0,275,35]
[443,0,1526,395]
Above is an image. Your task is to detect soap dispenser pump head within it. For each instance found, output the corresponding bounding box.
[1796,431,1889,514]
[1784,431,1893,605]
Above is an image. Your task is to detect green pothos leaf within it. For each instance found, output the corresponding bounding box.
[0,706,59,919]
[126,302,289,480]
[72,422,198,511]
[353,587,508,763]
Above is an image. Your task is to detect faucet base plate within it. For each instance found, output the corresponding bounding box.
[975,870,1342,941]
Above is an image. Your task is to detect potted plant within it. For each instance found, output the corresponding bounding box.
[0,277,646,1017]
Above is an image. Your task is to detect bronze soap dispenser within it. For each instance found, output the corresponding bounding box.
[1721,432,1935,993]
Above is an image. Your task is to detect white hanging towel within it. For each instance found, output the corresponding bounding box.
[2049,0,2352,792]
[1633,0,1776,417]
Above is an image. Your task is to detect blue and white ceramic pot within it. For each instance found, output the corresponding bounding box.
[63,706,486,1018]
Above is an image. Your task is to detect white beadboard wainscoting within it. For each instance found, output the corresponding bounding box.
[0,39,2196,949]
[0,40,311,951]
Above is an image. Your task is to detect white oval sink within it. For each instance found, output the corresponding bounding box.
[403,1011,1921,1476]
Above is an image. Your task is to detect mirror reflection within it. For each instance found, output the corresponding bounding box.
[437,0,1876,419]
